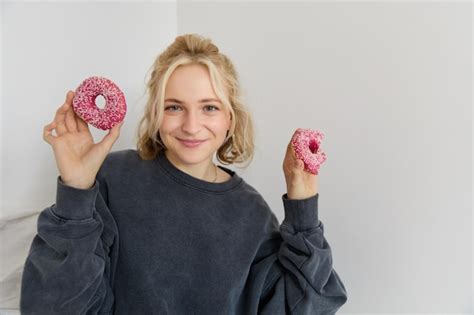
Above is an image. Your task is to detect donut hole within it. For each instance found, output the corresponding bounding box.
[309,139,319,154]
[94,95,106,109]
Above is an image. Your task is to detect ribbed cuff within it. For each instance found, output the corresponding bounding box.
[281,193,320,231]
[51,176,100,220]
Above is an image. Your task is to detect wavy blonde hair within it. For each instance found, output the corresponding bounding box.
[135,33,255,168]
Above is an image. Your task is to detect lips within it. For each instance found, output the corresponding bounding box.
[178,138,205,143]
[177,138,207,148]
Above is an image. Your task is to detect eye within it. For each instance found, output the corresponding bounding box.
[165,105,182,111]
[204,105,219,111]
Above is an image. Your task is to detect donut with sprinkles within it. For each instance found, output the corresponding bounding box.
[72,76,127,130]
[291,128,327,175]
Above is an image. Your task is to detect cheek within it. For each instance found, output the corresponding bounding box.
[210,112,231,130]
[160,117,180,132]
[207,119,229,134]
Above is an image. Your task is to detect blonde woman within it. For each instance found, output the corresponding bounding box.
[20,34,347,314]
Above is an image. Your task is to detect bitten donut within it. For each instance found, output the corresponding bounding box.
[291,128,327,175]
[72,76,127,130]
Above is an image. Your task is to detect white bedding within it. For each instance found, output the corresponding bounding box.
[0,211,40,313]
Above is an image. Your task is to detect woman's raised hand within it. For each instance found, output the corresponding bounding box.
[282,130,318,200]
[43,90,123,189]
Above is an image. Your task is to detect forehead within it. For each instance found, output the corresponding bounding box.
[165,64,218,99]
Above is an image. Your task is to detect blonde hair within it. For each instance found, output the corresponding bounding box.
[135,33,255,168]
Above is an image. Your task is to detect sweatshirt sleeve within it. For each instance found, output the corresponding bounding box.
[251,193,348,315]
[19,173,119,314]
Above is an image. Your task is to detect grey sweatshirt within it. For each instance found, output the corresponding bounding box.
[20,149,347,314]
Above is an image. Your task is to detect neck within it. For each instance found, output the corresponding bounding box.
[164,151,217,182]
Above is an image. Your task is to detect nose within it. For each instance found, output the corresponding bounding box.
[181,110,202,134]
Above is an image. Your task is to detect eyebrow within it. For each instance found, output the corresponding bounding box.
[164,98,222,104]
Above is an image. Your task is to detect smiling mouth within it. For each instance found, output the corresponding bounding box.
[178,138,206,143]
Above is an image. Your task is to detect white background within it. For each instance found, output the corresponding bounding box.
[0,1,472,313]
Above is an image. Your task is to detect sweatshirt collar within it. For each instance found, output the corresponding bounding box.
[155,149,243,193]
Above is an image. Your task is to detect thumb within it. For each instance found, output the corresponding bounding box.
[297,159,304,170]
[99,121,123,152]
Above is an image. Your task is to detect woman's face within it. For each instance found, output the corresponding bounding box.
[159,64,232,168]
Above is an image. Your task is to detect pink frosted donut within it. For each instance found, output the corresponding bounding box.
[291,128,327,175]
[72,76,127,130]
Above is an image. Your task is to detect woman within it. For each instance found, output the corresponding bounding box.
[20,34,347,314]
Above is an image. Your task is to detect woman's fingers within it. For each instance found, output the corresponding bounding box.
[54,105,68,136]
[64,91,78,132]
[98,121,123,153]
[284,130,303,174]
[53,92,73,135]
[75,114,89,133]
[287,132,298,160]
[43,121,56,144]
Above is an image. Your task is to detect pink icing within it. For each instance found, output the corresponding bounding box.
[291,128,327,175]
[72,76,127,130]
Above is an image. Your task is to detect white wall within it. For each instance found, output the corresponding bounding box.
[179,2,472,312]
[1,2,177,217]
[1,1,472,313]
